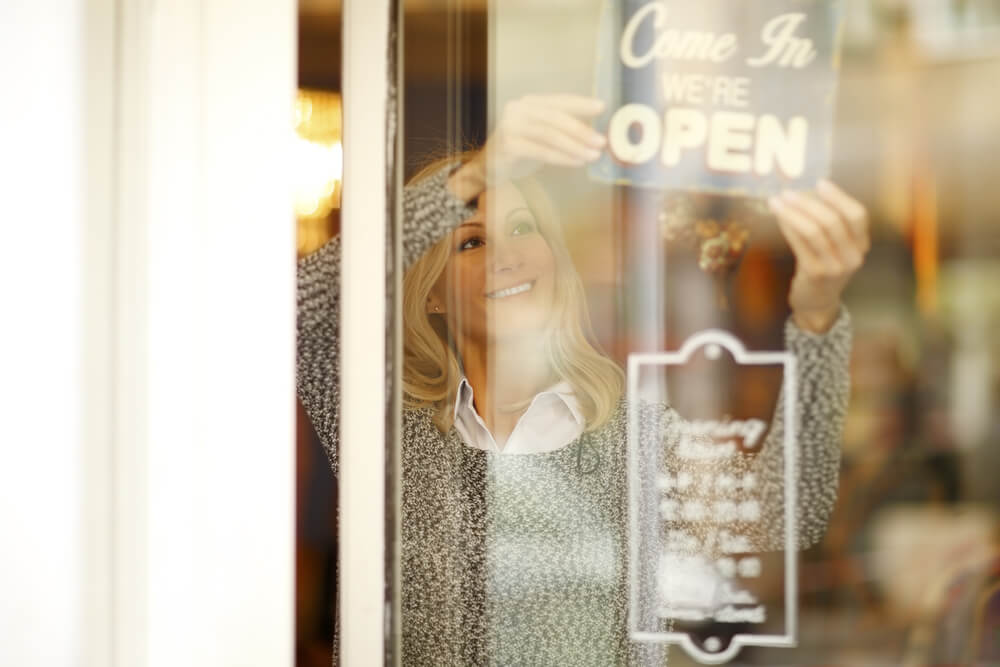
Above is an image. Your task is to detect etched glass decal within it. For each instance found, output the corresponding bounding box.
[627,330,797,664]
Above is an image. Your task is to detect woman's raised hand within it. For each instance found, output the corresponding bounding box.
[448,94,607,202]
[768,181,871,334]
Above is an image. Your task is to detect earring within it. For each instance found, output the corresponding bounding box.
[434,305,441,312]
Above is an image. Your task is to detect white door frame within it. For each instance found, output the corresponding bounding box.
[113,0,298,664]
[340,0,399,664]
[2,0,405,664]
[8,0,303,664]
[1,1,117,665]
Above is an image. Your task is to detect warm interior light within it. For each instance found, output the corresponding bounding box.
[293,136,343,218]
[294,89,342,255]
[293,89,342,217]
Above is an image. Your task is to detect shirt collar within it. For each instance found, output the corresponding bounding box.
[453,377,475,420]
[452,376,583,425]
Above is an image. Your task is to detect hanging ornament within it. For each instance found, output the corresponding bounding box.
[659,193,767,309]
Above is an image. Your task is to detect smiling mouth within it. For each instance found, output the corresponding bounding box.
[485,280,535,300]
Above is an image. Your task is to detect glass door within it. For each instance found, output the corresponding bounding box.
[319,0,1000,664]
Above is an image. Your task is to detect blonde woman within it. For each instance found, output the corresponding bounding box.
[297,94,869,665]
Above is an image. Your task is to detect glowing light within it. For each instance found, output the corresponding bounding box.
[292,136,342,219]
[293,89,342,226]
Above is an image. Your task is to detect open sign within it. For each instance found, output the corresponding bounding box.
[590,0,845,196]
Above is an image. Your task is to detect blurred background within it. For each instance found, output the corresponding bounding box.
[295,0,1000,664]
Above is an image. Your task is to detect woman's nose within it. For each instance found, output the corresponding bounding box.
[489,241,524,273]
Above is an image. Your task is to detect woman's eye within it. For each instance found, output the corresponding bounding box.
[511,220,536,236]
[458,237,485,251]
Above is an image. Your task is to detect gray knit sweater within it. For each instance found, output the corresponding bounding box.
[296,165,852,666]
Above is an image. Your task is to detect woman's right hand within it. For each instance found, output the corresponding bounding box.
[448,94,607,202]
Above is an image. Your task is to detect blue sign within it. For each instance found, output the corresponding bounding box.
[590,0,845,196]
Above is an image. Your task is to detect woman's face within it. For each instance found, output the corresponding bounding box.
[430,182,557,344]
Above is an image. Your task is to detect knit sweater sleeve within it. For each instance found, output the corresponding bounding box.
[295,164,477,473]
[751,306,852,550]
[649,308,851,553]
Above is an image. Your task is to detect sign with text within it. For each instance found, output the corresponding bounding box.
[627,331,798,664]
[590,0,845,196]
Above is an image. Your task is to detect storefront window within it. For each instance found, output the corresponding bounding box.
[297,1,1000,663]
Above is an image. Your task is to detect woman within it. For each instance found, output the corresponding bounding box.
[297,94,868,665]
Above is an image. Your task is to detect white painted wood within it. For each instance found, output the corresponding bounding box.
[341,0,392,663]
[113,1,152,663]
[0,1,92,664]
[5,0,301,664]
[137,0,298,665]
[82,2,118,665]
[141,1,201,664]
[111,0,298,665]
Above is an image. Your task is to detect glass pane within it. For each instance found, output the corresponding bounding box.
[294,0,1000,663]
[296,2,342,665]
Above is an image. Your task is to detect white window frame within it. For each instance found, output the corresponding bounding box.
[340,0,399,665]
[2,0,298,665]
[3,0,396,664]
[112,0,299,664]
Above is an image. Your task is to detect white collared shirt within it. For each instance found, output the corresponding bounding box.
[452,377,585,454]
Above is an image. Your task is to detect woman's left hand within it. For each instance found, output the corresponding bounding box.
[768,180,870,334]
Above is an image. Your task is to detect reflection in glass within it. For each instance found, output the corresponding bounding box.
[296,0,1000,663]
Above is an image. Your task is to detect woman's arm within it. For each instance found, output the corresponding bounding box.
[750,181,870,548]
[296,94,608,471]
[653,184,866,550]
[296,236,343,474]
[295,167,478,473]
[750,307,853,550]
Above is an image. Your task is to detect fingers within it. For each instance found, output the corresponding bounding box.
[769,186,869,276]
[779,190,862,270]
[768,196,833,272]
[523,105,605,149]
[519,112,604,162]
[504,136,589,167]
[517,126,596,164]
[769,183,869,331]
[524,93,605,117]
[496,95,607,169]
[506,97,605,153]
[817,179,870,251]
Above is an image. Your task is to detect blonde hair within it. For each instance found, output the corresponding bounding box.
[402,155,624,433]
